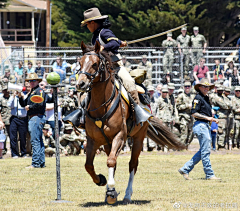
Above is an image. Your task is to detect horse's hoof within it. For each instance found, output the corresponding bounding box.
[96,174,107,186]
[107,196,117,205]
[123,198,132,204]
[106,187,118,205]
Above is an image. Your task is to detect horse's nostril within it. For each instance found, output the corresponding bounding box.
[79,81,85,88]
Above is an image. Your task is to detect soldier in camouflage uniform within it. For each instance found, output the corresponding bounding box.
[0,69,15,89]
[223,86,233,149]
[62,86,78,118]
[231,86,240,149]
[176,81,194,145]
[191,26,207,67]
[0,85,11,154]
[162,32,177,74]
[60,124,81,155]
[138,55,153,88]
[156,87,173,128]
[211,86,232,149]
[177,26,191,78]
[42,124,67,157]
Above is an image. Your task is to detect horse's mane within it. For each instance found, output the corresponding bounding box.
[82,44,113,70]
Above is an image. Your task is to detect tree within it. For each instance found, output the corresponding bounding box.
[0,0,10,8]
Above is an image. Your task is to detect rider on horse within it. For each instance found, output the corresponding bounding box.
[74,7,149,125]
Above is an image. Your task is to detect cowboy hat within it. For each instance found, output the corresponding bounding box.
[81,8,108,27]
[194,78,214,92]
[25,73,42,82]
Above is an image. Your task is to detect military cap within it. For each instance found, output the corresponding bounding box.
[25,72,42,82]
[81,8,108,27]
[193,26,199,31]
[235,86,240,91]
[181,26,187,30]
[194,78,214,92]
[70,81,76,86]
[217,86,224,91]
[162,87,169,93]
[43,124,51,130]
[65,124,73,130]
[148,85,155,91]
[64,78,69,84]
[4,68,10,73]
[142,55,147,59]
[224,87,231,92]
[167,32,172,37]
[168,83,175,90]
[122,55,126,59]
[184,81,191,86]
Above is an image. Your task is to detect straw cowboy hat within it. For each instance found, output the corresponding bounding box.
[25,73,42,82]
[194,78,214,92]
[81,8,108,27]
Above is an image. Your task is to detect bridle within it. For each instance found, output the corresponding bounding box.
[77,52,111,92]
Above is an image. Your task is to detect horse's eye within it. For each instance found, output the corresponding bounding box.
[92,63,97,67]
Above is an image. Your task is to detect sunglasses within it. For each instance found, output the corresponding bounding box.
[201,85,209,89]
[29,80,37,82]
[184,86,191,88]
[235,90,240,92]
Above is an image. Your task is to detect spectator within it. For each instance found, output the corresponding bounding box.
[213,59,224,81]
[229,67,240,89]
[162,71,174,85]
[0,85,11,155]
[35,61,46,79]
[14,61,24,84]
[70,57,81,83]
[39,80,47,91]
[224,61,234,87]
[122,55,131,69]
[190,26,207,67]
[8,91,28,158]
[211,110,218,151]
[52,57,67,83]
[177,26,191,79]
[0,69,15,86]
[162,32,177,74]
[193,58,211,86]
[138,55,153,88]
[236,37,240,63]
[45,89,62,140]
[26,62,34,75]
[62,86,78,118]
[153,83,162,99]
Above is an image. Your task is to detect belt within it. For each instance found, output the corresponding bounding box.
[13,115,27,120]
[29,114,44,119]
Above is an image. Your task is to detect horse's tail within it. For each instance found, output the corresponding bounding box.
[147,117,186,150]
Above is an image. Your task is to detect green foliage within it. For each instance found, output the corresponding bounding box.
[51,0,240,47]
[0,0,10,8]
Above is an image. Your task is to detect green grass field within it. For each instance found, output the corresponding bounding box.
[0,152,239,210]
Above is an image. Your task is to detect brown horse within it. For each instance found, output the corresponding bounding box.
[76,41,185,204]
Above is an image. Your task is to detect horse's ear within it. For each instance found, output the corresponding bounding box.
[95,41,101,54]
[81,41,87,54]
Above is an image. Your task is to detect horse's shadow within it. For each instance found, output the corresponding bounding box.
[80,200,151,207]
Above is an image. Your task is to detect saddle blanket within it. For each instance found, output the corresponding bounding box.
[115,79,151,114]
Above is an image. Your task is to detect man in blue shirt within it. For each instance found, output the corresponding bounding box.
[8,91,28,158]
[35,61,46,79]
[236,38,240,63]
[52,57,67,83]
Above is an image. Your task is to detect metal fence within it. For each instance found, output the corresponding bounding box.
[1,46,239,89]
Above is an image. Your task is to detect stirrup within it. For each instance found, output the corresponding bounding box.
[134,103,152,125]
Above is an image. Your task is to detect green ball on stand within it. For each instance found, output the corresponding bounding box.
[46,72,61,85]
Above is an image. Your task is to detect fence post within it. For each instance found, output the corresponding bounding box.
[180,52,184,87]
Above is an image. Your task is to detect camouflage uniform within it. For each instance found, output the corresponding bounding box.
[176,84,194,145]
[155,88,173,128]
[162,33,177,74]
[138,55,153,88]
[61,88,78,118]
[176,28,191,76]
[231,87,240,148]
[0,87,11,152]
[122,56,131,69]
[60,124,81,155]
[190,27,207,67]
[211,86,232,148]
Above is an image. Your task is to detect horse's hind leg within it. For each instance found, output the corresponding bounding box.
[123,126,147,204]
[85,137,107,186]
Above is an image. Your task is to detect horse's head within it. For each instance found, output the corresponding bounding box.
[76,41,107,92]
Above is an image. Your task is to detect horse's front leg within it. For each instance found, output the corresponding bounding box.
[106,131,125,204]
[85,137,107,186]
